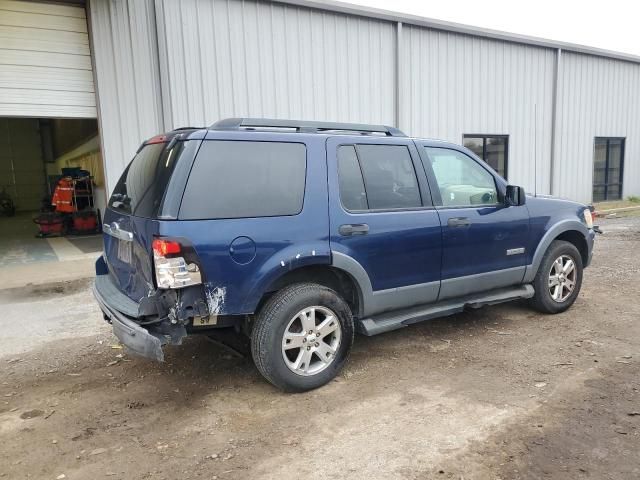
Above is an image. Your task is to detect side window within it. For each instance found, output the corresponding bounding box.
[179,141,306,219]
[424,147,498,207]
[356,145,421,210]
[337,146,368,210]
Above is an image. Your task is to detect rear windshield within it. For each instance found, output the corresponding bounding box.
[179,140,306,220]
[109,141,185,218]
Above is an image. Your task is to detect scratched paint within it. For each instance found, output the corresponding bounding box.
[204,284,227,315]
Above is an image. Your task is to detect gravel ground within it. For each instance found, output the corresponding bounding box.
[1,215,639,480]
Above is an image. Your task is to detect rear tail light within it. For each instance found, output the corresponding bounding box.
[152,238,202,289]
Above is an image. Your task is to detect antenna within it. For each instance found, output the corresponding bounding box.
[534,103,538,197]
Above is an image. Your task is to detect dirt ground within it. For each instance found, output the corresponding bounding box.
[1,216,639,480]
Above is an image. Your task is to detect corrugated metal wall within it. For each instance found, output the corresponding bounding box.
[554,52,640,202]
[88,0,640,203]
[154,0,396,129]
[88,0,164,191]
[399,25,556,195]
[0,0,96,118]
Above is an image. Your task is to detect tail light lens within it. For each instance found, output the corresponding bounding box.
[152,238,202,289]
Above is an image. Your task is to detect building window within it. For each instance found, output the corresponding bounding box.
[593,138,625,202]
[463,135,508,179]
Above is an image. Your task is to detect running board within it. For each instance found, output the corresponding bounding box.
[357,284,535,336]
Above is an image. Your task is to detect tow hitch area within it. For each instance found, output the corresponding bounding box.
[92,271,206,361]
[93,283,187,361]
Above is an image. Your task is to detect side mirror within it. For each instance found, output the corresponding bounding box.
[505,185,526,206]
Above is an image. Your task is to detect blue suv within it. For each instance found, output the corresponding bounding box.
[93,118,596,392]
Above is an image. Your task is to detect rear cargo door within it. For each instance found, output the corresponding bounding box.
[102,138,198,302]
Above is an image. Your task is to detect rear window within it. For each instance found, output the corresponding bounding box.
[109,141,185,218]
[179,140,306,220]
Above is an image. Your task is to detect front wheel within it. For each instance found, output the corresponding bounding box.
[251,283,354,392]
[530,240,583,314]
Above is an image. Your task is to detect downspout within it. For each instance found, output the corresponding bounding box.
[395,21,403,130]
[549,47,562,195]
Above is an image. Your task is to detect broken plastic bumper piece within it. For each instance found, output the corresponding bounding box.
[92,275,186,362]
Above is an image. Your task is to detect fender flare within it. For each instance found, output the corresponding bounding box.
[523,219,590,283]
[239,243,331,313]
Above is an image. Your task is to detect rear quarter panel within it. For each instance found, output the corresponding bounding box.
[159,132,330,315]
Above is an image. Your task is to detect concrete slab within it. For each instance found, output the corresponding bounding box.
[0,212,102,289]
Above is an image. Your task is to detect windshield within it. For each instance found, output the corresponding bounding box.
[109,141,184,218]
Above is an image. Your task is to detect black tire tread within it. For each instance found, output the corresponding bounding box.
[530,240,583,314]
[251,282,353,392]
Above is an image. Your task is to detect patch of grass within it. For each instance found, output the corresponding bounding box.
[594,199,640,212]
[627,196,640,203]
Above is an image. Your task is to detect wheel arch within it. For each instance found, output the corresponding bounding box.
[253,264,363,318]
[524,220,590,283]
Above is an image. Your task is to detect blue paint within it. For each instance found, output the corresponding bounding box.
[99,125,595,318]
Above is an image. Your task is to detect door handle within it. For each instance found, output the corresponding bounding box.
[447,217,471,228]
[339,223,369,236]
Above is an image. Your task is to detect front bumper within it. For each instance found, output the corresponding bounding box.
[585,229,596,267]
[93,274,185,362]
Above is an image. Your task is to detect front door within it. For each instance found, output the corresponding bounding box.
[417,144,530,300]
[327,137,442,316]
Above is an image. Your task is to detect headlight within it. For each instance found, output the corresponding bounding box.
[583,208,594,229]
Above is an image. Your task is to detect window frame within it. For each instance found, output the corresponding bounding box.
[178,139,308,220]
[592,137,625,202]
[418,144,505,210]
[335,141,434,214]
[462,134,509,179]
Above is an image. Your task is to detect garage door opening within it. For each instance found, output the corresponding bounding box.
[0,116,105,267]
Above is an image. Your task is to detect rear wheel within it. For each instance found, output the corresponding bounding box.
[251,283,354,392]
[530,240,583,314]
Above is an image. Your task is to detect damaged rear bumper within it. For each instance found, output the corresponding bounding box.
[93,274,185,362]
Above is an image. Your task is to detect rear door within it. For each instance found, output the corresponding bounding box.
[103,136,201,302]
[416,144,529,300]
[327,136,442,316]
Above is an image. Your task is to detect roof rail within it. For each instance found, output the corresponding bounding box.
[209,118,406,137]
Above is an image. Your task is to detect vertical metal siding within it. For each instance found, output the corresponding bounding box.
[88,0,164,192]
[0,0,96,117]
[154,0,396,129]
[399,25,556,195]
[88,1,640,202]
[554,52,640,202]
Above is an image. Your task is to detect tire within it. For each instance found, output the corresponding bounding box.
[251,283,354,392]
[530,240,583,314]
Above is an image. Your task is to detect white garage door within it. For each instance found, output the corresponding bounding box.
[0,0,96,118]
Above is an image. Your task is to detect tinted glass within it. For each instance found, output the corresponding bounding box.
[463,137,483,158]
[337,145,368,210]
[424,147,498,207]
[592,185,606,202]
[356,145,421,210]
[592,138,625,201]
[109,141,185,218]
[463,135,508,178]
[592,140,607,185]
[608,140,622,173]
[485,137,507,178]
[180,141,306,219]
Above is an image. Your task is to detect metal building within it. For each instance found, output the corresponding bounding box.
[1,0,639,207]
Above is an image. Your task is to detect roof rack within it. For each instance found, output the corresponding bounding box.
[209,118,406,137]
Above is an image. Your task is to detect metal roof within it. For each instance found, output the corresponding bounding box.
[277,0,640,65]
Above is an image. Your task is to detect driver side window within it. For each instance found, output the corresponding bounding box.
[424,147,498,207]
